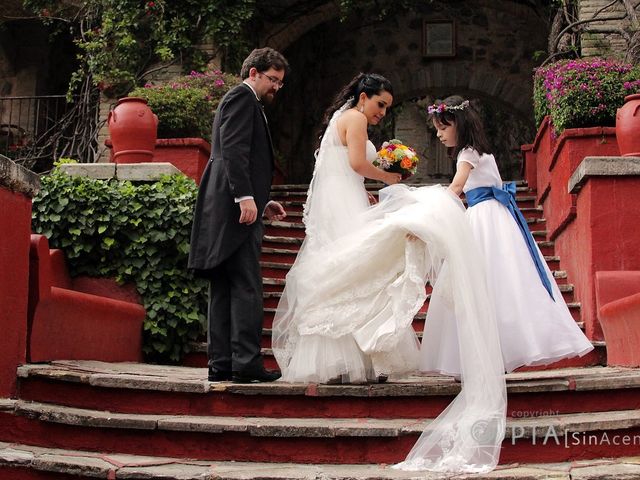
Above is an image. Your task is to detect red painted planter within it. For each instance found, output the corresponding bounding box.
[153,138,211,184]
[616,94,640,157]
[530,116,556,203]
[108,97,158,164]
[544,126,618,240]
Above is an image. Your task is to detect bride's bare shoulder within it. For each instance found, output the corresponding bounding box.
[337,109,367,129]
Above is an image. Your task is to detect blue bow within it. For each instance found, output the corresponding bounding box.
[466,182,554,300]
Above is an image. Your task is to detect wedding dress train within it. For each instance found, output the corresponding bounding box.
[272,105,506,472]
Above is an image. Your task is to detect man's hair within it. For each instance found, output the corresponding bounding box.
[240,47,289,79]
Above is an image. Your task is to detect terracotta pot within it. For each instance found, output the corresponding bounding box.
[108,97,158,163]
[616,94,640,157]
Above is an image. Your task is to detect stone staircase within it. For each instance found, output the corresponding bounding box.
[4,181,639,480]
[183,181,605,371]
[3,362,640,478]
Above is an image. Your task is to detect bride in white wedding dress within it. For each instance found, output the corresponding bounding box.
[273,73,405,384]
[272,74,507,473]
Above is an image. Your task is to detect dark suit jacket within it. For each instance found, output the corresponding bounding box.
[188,83,274,274]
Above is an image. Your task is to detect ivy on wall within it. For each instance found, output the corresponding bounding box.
[22,0,255,95]
[31,165,207,363]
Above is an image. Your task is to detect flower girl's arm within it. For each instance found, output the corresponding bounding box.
[345,114,400,184]
[448,162,473,196]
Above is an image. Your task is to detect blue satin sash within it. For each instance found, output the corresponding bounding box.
[465,182,554,300]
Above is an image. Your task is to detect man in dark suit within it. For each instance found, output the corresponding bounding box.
[189,48,288,383]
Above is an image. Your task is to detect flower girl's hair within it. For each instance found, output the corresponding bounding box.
[317,73,393,145]
[429,95,491,160]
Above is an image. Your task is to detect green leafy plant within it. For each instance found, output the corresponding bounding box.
[130,70,240,139]
[533,57,640,133]
[22,0,255,95]
[31,165,207,363]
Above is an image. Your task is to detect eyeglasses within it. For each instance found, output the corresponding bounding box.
[260,72,284,88]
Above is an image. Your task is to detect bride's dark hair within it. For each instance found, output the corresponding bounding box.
[317,73,393,145]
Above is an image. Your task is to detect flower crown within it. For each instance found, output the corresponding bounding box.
[427,100,470,115]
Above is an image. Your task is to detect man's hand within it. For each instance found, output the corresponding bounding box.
[264,200,286,221]
[239,198,258,225]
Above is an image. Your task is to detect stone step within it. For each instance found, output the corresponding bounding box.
[261,271,575,295]
[260,256,567,281]
[2,396,640,465]
[183,339,604,372]
[186,326,602,371]
[263,217,548,238]
[273,195,540,212]
[15,363,622,421]
[262,235,558,255]
[4,441,640,480]
[255,300,581,330]
[234,281,576,321]
[270,181,528,192]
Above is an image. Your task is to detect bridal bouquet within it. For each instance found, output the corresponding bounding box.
[374,139,419,179]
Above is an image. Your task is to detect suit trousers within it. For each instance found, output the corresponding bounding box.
[207,222,264,373]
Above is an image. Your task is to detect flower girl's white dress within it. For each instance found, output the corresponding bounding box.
[419,148,593,375]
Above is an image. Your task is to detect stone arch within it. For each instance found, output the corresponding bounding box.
[262,2,340,53]
[267,0,548,183]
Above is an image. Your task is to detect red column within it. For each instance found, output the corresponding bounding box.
[0,156,40,397]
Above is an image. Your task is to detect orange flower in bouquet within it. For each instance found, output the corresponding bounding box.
[374,139,419,180]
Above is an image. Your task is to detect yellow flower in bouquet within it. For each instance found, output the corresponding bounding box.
[373,139,419,179]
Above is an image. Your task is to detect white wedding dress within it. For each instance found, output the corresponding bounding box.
[272,105,421,383]
[272,105,507,473]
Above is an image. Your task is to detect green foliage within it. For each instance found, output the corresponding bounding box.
[31,167,208,363]
[23,0,255,95]
[338,0,429,20]
[533,58,640,133]
[130,70,240,139]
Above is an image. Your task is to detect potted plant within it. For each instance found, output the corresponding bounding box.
[530,58,640,238]
[126,70,241,183]
[533,58,640,134]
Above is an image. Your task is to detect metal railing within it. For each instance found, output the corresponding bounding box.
[0,94,99,170]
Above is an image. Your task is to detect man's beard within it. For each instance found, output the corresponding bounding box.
[262,91,276,104]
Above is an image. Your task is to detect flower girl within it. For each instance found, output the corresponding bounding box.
[420,95,594,375]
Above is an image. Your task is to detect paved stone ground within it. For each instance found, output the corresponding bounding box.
[2,441,640,479]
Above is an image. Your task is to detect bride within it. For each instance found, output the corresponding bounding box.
[272,73,405,384]
[272,73,507,473]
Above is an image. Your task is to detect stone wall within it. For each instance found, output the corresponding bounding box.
[579,0,639,58]
[269,0,545,183]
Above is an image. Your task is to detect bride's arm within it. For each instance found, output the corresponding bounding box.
[344,113,401,184]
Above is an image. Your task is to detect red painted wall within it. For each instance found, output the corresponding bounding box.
[0,187,31,397]
[556,177,640,340]
[544,127,618,240]
[521,144,536,191]
[531,117,555,203]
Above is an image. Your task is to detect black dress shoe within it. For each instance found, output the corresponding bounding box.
[208,367,232,382]
[232,367,281,383]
